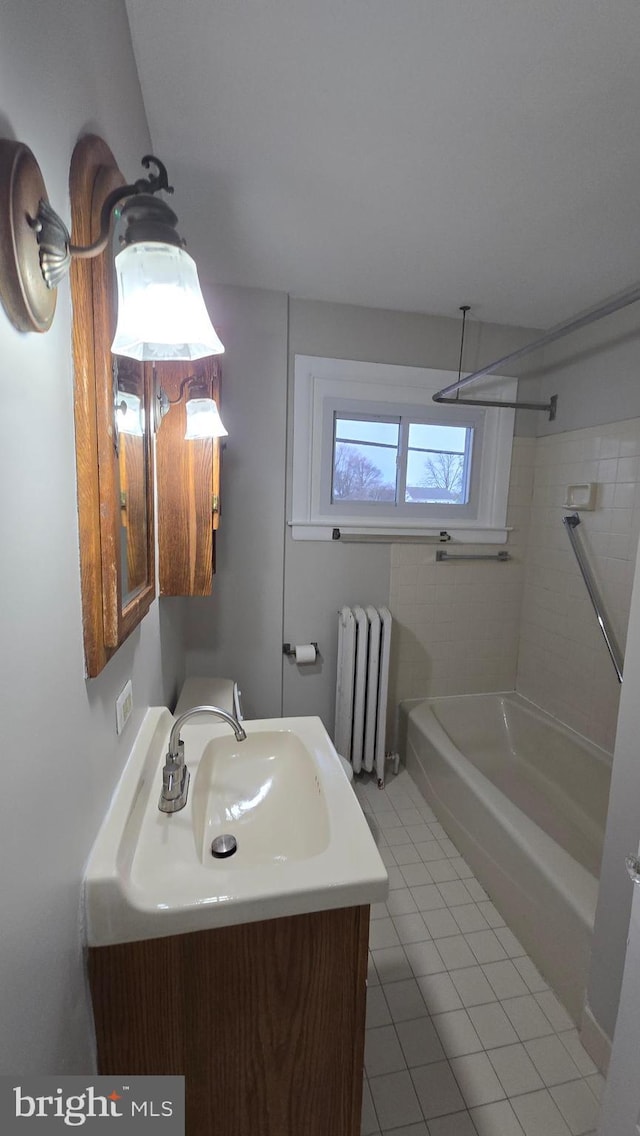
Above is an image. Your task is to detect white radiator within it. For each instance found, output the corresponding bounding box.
[334,605,392,785]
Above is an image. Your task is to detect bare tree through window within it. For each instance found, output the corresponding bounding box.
[333,444,395,501]
[420,451,465,499]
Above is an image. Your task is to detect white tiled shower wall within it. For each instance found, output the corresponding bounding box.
[390,420,640,753]
[389,437,535,706]
[517,420,640,752]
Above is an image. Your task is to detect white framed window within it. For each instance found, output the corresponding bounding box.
[291,356,517,542]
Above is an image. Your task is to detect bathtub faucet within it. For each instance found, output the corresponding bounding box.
[158,704,247,814]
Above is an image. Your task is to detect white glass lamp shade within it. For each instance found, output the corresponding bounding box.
[184,398,229,440]
[111,242,225,361]
[116,391,144,436]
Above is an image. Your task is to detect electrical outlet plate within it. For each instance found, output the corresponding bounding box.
[116,679,133,735]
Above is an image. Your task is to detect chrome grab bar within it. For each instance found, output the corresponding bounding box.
[563,513,623,684]
[436,550,511,563]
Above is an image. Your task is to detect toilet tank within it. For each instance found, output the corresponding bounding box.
[174,676,244,721]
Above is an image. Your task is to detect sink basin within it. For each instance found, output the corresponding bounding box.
[191,731,330,867]
[85,708,388,946]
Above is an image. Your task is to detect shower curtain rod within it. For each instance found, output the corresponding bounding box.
[433,282,640,419]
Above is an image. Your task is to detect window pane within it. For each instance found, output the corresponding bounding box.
[408,423,467,453]
[333,417,399,502]
[405,423,472,505]
[335,418,399,446]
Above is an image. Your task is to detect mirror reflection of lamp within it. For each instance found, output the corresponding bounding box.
[155,373,228,440]
[0,143,225,361]
[116,391,144,437]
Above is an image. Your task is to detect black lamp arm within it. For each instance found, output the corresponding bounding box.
[69,155,174,259]
[68,183,139,259]
[164,375,209,406]
[155,373,212,427]
[33,154,174,287]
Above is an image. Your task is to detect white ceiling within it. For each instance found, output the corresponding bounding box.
[125,0,640,327]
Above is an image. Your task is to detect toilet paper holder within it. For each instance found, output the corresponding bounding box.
[283,642,319,657]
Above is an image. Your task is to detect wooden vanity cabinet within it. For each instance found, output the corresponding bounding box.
[156,357,222,596]
[88,905,369,1136]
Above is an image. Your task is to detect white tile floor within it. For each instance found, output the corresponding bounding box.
[355,768,604,1136]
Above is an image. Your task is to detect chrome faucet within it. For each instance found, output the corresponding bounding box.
[158,704,247,814]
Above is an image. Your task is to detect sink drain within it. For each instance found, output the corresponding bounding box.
[211,834,238,859]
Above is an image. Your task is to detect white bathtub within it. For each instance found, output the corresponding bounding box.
[400,691,612,1022]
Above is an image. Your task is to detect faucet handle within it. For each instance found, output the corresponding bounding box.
[162,760,181,798]
[159,740,190,813]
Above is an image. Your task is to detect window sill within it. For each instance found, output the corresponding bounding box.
[289,522,511,543]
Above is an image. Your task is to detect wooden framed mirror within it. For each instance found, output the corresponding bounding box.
[156,357,222,596]
[70,135,155,677]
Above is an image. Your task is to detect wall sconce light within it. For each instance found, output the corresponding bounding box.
[0,139,224,360]
[156,374,228,440]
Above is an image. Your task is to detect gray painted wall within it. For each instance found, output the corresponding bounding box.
[183,285,289,719]
[282,536,390,730]
[0,0,185,1073]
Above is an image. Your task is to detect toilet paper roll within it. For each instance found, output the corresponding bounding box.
[294,643,317,665]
